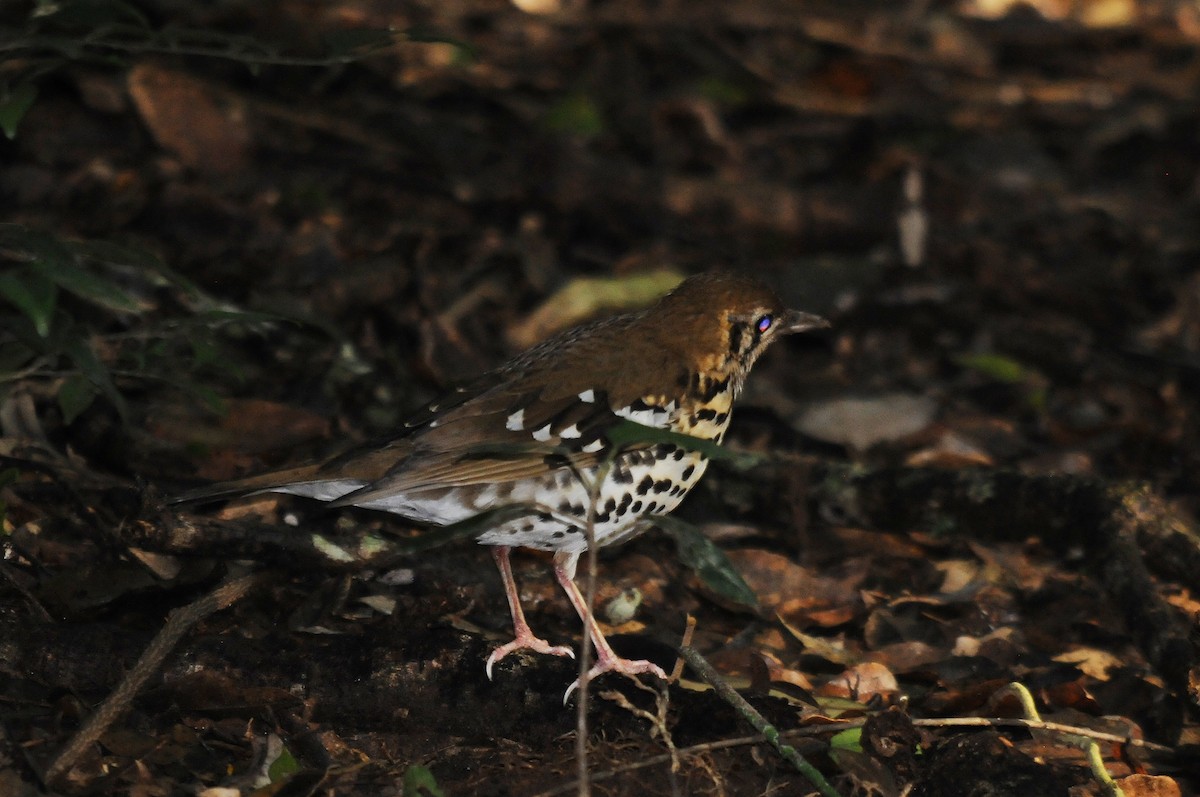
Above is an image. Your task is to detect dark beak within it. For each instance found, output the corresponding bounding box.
[781,309,830,334]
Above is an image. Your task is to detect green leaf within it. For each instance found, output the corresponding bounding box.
[545,92,605,137]
[0,271,58,337]
[33,255,146,315]
[0,82,38,140]
[0,223,75,266]
[695,76,749,106]
[57,373,99,424]
[33,0,152,31]
[604,419,765,471]
[829,727,863,752]
[955,352,1029,383]
[267,743,300,782]
[655,515,758,608]
[69,239,170,279]
[65,336,128,422]
[402,764,445,797]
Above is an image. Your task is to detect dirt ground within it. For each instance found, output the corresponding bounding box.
[3,0,1200,795]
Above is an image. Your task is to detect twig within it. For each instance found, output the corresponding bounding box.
[677,645,842,797]
[530,711,1173,797]
[43,571,262,786]
[574,459,612,797]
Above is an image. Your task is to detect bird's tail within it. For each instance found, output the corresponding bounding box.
[169,464,328,505]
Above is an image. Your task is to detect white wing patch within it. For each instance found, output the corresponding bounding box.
[578,389,595,403]
[532,423,553,442]
[505,408,525,431]
[581,439,604,453]
[560,423,581,439]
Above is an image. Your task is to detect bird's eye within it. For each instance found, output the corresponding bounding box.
[756,315,773,333]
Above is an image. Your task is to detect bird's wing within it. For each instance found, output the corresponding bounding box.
[326,338,691,505]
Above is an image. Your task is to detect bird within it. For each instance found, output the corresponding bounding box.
[174,272,828,696]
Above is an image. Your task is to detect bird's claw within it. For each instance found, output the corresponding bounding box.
[485,635,575,680]
[562,657,669,703]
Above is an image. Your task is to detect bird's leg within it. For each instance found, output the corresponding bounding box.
[485,546,575,679]
[553,551,668,701]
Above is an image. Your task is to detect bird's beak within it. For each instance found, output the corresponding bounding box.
[781,309,830,334]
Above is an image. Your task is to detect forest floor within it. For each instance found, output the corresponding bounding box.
[2,0,1200,795]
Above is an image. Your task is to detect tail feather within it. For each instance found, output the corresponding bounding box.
[170,464,328,505]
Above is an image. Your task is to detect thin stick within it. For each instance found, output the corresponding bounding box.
[572,458,615,797]
[530,710,1174,796]
[44,572,262,786]
[677,645,842,797]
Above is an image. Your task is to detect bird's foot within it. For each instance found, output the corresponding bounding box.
[563,654,669,703]
[485,633,575,680]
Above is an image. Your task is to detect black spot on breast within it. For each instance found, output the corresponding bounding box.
[646,501,659,513]
[604,497,616,513]
[637,475,654,495]
[632,500,643,513]
[613,463,634,484]
[521,522,535,532]
[715,412,728,425]
[695,408,718,422]
[553,531,565,539]
[681,464,695,480]
[672,448,685,460]
[653,479,672,493]
[698,376,729,402]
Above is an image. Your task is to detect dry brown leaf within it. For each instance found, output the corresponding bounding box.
[1115,775,1183,797]
[725,549,863,627]
[128,64,252,175]
[819,661,899,702]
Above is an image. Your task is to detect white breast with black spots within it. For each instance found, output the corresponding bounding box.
[474,443,710,553]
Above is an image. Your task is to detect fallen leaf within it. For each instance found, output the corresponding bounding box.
[795,393,937,451]
[128,64,251,175]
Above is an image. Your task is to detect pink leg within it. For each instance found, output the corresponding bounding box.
[485,546,575,679]
[552,551,668,700]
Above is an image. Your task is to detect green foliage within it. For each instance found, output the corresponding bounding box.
[402,765,445,797]
[955,351,1049,410]
[955,352,1029,383]
[267,742,300,782]
[0,223,283,424]
[656,515,759,608]
[545,92,605,138]
[0,82,38,139]
[828,727,863,752]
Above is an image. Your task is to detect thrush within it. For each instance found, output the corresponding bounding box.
[176,273,828,694]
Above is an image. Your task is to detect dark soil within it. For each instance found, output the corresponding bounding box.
[2,1,1199,795]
